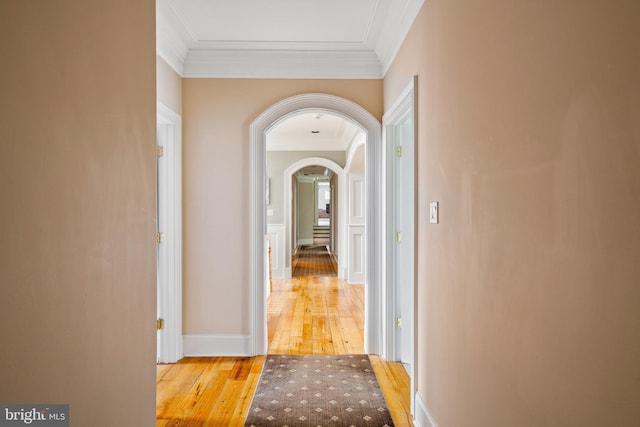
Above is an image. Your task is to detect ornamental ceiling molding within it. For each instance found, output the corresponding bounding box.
[156,0,424,79]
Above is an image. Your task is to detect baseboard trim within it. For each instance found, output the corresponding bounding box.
[414,392,438,427]
[183,334,250,356]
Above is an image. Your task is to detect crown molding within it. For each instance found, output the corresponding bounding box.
[375,0,425,75]
[156,0,424,79]
[156,0,191,75]
[156,30,187,76]
[183,49,383,79]
[189,40,370,52]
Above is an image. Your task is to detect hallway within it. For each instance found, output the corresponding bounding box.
[292,244,337,278]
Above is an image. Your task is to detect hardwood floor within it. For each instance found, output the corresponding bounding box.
[267,277,364,354]
[157,273,414,426]
[157,356,264,426]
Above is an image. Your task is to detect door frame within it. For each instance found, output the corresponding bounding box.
[249,93,383,355]
[383,77,418,414]
[283,157,346,279]
[157,102,183,363]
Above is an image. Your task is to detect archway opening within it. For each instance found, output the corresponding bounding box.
[249,93,383,356]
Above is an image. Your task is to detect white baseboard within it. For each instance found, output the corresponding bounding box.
[183,334,250,356]
[414,392,438,427]
[298,238,314,245]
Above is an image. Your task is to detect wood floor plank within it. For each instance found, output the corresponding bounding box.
[156,363,173,382]
[226,357,265,427]
[156,359,209,421]
[169,360,230,426]
[370,355,415,427]
[205,376,248,425]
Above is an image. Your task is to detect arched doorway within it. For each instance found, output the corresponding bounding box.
[283,157,346,279]
[249,93,383,355]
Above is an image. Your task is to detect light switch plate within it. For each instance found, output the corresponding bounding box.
[429,201,439,224]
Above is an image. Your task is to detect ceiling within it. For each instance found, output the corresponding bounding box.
[296,165,334,181]
[267,112,362,152]
[157,0,424,78]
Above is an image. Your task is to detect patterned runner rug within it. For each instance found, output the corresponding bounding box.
[292,245,337,277]
[244,354,395,427]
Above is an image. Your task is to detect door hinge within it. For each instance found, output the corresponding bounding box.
[156,145,164,157]
[157,318,165,330]
[397,317,403,328]
[396,231,402,243]
[396,146,402,157]
[156,232,164,244]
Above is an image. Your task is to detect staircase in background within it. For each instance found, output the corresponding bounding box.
[313,225,330,245]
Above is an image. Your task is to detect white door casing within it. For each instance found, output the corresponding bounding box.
[249,93,383,356]
[383,77,417,415]
[157,102,183,364]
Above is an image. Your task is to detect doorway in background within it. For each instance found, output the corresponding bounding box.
[249,93,384,356]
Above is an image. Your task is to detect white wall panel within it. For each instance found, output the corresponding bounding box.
[349,174,365,224]
[266,224,286,279]
[348,225,365,283]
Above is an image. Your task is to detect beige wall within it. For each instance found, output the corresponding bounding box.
[157,55,182,115]
[296,181,316,242]
[385,0,640,425]
[0,1,157,426]
[182,79,382,334]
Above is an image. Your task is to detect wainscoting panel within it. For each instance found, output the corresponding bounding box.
[266,224,285,279]
[348,225,365,283]
[348,174,365,225]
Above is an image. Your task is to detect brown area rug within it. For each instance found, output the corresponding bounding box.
[292,245,337,277]
[244,354,395,426]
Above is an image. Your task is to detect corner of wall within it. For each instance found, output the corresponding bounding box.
[414,392,438,427]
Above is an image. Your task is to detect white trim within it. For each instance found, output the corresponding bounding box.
[284,157,347,280]
[345,133,366,173]
[266,224,286,279]
[155,0,424,79]
[157,103,183,364]
[348,174,366,226]
[250,93,383,356]
[183,50,382,79]
[376,0,425,76]
[183,334,250,357]
[156,0,190,75]
[347,225,366,284]
[382,76,417,413]
[414,392,438,427]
